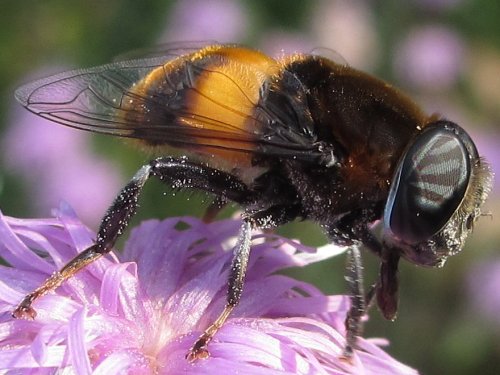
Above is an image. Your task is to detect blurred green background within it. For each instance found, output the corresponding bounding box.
[1,1,499,374]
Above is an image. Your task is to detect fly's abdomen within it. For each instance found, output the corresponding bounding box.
[122,45,280,167]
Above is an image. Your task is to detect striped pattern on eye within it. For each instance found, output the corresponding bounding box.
[384,123,472,245]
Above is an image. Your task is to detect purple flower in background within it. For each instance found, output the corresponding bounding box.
[3,97,123,226]
[394,26,465,91]
[160,0,248,43]
[310,0,380,71]
[466,257,500,327]
[0,205,418,374]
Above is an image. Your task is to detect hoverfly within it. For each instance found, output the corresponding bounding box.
[12,43,492,361]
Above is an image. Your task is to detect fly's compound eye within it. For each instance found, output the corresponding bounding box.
[384,122,473,244]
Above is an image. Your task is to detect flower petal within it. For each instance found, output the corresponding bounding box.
[0,211,418,374]
[68,307,92,375]
[0,210,52,272]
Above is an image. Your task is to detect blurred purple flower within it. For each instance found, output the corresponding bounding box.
[394,26,465,91]
[3,98,123,226]
[310,0,380,71]
[160,0,248,43]
[0,205,418,374]
[466,257,500,327]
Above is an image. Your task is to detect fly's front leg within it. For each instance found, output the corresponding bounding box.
[342,248,400,358]
[376,250,400,321]
[13,164,152,319]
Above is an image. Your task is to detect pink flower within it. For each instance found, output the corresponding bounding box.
[0,204,418,374]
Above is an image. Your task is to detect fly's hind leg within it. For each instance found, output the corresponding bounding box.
[13,164,152,319]
[13,156,252,320]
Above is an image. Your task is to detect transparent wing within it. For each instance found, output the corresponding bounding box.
[15,43,321,159]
